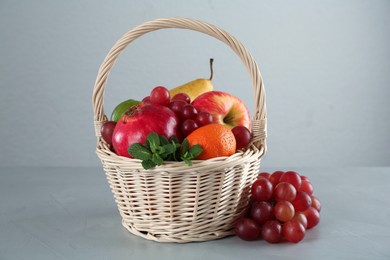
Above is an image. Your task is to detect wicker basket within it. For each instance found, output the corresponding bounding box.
[92,17,267,243]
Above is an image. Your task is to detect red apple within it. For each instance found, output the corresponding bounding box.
[191,91,250,129]
[112,104,179,158]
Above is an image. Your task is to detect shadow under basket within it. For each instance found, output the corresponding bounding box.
[92,17,267,243]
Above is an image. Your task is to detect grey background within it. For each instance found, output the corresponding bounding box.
[0,0,389,168]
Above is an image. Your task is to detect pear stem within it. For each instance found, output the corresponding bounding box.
[209,58,214,81]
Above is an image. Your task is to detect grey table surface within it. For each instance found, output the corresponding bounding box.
[1,166,389,260]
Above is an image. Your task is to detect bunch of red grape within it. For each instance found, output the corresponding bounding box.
[143,86,214,137]
[235,170,321,243]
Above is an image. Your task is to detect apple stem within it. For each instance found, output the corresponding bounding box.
[209,58,214,81]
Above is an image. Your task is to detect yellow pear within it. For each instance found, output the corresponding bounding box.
[170,59,214,102]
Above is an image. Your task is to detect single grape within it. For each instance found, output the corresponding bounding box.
[181,104,198,120]
[311,195,321,212]
[300,175,310,182]
[282,221,306,243]
[261,220,282,244]
[291,212,308,229]
[299,179,314,195]
[279,171,302,190]
[231,126,252,150]
[274,182,297,202]
[234,218,261,241]
[172,93,191,103]
[168,100,187,118]
[292,191,312,212]
[251,178,273,201]
[141,96,152,105]
[195,111,213,127]
[100,121,116,145]
[150,86,170,106]
[274,200,295,222]
[180,119,199,137]
[303,207,320,229]
[250,201,273,225]
[269,171,284,187]
[258,172,271,180]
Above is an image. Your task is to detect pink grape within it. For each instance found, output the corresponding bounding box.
[231,126,252,150]
[150,86,170,106]
[195,111,213,127]
[283,221,306,243]
[235,218,261,241]
[251,178,273,201]
[274,200,295,222]
[180,119,199,137]
[250,201,273,225]
[172,93,191,103]
[279,171,302,190]
[261,220,282,243]
[292,191,312,212]
[273,182,297,202]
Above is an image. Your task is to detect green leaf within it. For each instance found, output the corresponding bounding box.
[142,159,157,170]
[147,132,160,153]
[181,138,189,155]
[159,135,169,146]
[152,153,164,166]
[189,144,203,159]
[169,135,180,144]
[128,143,152,161]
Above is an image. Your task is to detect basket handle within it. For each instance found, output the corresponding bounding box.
[92,17,267,150]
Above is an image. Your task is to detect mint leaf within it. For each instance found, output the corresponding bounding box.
[189,144,203,159]
[147,132,160,153]
[159,135,169,146]
[181,138,189,155]
[169,136,180,144]
[128,143,152,161]
[152,153,163,166]
[142,159,156,170]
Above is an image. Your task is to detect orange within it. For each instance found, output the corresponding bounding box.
[186,123,236,160]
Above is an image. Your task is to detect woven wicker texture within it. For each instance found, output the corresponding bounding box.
[92,17,267,243]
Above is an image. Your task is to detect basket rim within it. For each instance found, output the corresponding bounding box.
[96,139,264,173]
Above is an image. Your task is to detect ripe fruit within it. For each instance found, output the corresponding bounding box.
[180,119,199,137]
[235,169,321,244]
[258,172,271,180]
[100,121,116,145]
[274,200,295,222]
[292,191,312,212]
[195,111,213,127]
[192,91,250,129]
[112,104,179,158]
[299,179,314,195]
[172,92,191,103]
[186,124,236,160]
[279,171,302,190]
[251,178,273,201]
[283,221,306,243]
[181,104,198,120]
[303,207,320,229]
[311,196,321,212]
[273,182,297,202]
[269,170,284,186]
[169,59,214,101]
[231,126,252,150]
[150,86,170,106]
[250,201,273,225]
[234,218,261,241]
[261,220,282,243]
[291,212,308,229]
[110,99,140,122]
